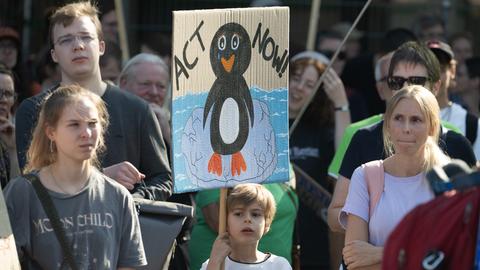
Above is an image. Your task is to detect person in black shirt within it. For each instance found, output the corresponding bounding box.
[15,2,172,200]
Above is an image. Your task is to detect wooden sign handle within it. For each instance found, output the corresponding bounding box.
[306,0,321,50]
[114,0,130,63]
[218,188,228,234]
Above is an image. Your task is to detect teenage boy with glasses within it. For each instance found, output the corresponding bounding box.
[326,41,476,233]
[15,2,172,200]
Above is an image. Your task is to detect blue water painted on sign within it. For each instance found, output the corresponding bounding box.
[172,86,289,193]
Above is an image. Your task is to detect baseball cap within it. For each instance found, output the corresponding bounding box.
[0,26,20,46]
[427,40,454,64]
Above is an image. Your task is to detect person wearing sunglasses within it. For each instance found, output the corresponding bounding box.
[316,31,347,76]
[0,64,19,188]
[386,75,429,90]
[327,41,476,234]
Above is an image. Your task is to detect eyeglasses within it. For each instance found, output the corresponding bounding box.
[0,89,16,100]
[54,34,96,47]
[387,76,429,90]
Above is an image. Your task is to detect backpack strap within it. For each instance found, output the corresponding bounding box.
[465,113,478,145]
[362,160,385,219]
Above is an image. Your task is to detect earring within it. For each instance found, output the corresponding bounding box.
[50,140,54,153]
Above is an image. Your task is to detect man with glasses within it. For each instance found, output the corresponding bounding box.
[15,2,172,200]
[326,41,476,233]
[0,65,19,188]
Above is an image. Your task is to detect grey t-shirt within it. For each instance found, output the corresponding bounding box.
[3,169,147,269]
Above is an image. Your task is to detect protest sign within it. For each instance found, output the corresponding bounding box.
[172,7,290,193]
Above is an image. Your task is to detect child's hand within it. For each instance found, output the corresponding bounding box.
[207,232,231,269]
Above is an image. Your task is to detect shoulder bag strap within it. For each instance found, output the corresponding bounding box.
[362,160,385,219]
[24,174,78,270]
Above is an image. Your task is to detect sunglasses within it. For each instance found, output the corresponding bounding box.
[387,76,429,91]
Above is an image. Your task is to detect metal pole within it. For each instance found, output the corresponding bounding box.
[22,0,32,62]
[114,0,130,63]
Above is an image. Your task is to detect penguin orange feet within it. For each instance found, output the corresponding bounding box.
[208,153,222,176]
[231,152,247,176]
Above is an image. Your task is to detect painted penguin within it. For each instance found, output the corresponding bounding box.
[203,22,254,177]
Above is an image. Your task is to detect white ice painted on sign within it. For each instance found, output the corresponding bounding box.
[219,98,239,144]
[180,99,278,188]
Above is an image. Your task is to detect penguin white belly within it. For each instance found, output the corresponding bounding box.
[219,98,240,144]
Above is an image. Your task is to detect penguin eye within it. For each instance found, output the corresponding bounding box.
[218,35,226,51]
[231,34,240,50]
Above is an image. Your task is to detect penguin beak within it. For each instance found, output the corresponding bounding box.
[221,54,235,73]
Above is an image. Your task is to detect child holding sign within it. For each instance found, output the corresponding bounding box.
[201,184,291,270]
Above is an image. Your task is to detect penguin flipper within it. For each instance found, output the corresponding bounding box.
[203,91,216,129]
[243,90,255,127]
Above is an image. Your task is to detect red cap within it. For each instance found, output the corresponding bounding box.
[0,26,20,45]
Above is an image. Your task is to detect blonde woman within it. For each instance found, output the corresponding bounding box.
[4,85,146,269]
[340,85,450,269]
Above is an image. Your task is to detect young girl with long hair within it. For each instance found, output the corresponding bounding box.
[4,84,146,269]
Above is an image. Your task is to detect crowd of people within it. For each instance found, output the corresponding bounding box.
[1,1,479,270]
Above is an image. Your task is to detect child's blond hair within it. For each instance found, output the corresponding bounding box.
[227,184,276,227]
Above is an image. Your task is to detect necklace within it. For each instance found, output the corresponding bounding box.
[48,165,91,195]
[49,166,73,195]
